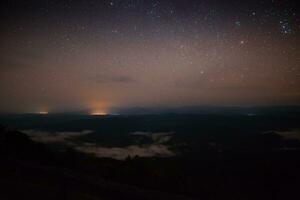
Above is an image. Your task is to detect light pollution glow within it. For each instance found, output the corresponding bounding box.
[0,1,299,113]
[90,111,108,116]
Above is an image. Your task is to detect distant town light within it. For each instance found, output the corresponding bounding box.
[91,111,107,116]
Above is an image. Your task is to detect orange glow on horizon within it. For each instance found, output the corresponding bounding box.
[90,111,108,116]
[88,101,110,116]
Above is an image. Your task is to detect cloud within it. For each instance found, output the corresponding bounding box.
[22,130,93,143]
[174,78,206,88]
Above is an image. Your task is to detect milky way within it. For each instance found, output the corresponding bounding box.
[0,0,299,113]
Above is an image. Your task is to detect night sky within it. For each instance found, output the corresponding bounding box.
[0,0,299,114]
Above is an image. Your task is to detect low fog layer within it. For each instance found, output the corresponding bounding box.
[131,131,174,143]
[22,130,93,143]
[22,130,175,160]
[75,144,174,160]
[275,129,300,141]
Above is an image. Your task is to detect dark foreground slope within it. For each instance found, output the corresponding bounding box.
[0,125,193,200]
[1,109,300,200]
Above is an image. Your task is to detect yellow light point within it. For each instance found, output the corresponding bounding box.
[91,111,107,116]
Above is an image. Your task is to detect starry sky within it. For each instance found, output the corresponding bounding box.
[0,0,299,113]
